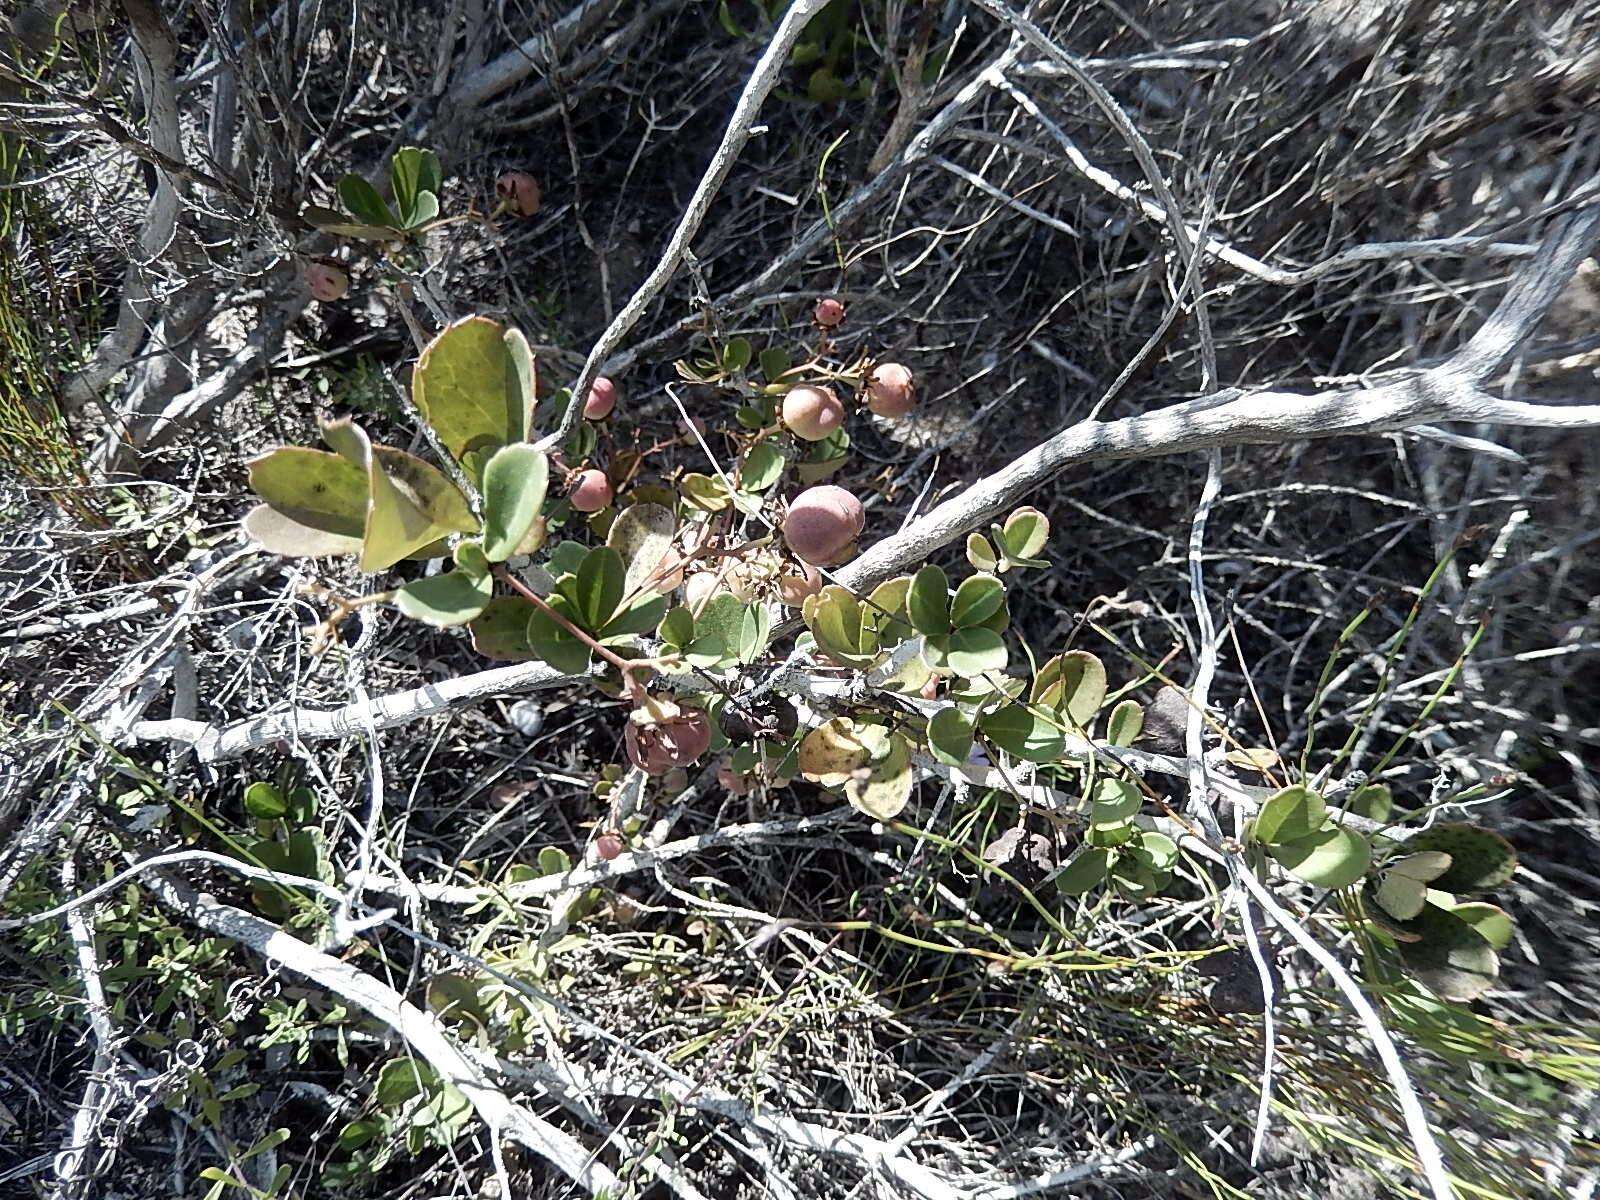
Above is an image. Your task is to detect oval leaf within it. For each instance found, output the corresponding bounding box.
[1251,785,1327,846]
[950,573,1005,628]
[606,503,677,596]
[979,704,1064,764]
[412,317,535,460]
[1268,825,1371,889]
[481,443,549,562]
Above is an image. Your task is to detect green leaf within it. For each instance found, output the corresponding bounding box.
[1398,903,1501,1002]
[722,337,752,372]
[337,1119,381,1151]
[979,704,1064,763]
[412,317,536,461]
[1268,825,1371,889]
[738,441,786,492]
[241,1128,291,1161]
[469,597,540,661]
[1251,785,1327,846]
[244,782,287,819]
[1000,506,1049,559]
[966,533,998,573]
[1373,851,1454,921]
[803,586,881,668]
[374,1058,431,1107]
[683,594,765,667]
[547,540,588,577]
[606,503,677,597]
[527,597,591,673]
[598,593,667,642]
[337,175,397,229]
[537,846,572,876]
[1106,700,1143,747]
[759,346,791,381]
[395,564,492,627]
[1031,651,1106,727]
[301,204,397,241]
[244,447,368,557]
[927,707,973,766]
[1347,783,1394,823]
[1091,778,1142,824]
[389,146,441,228]
[320,418,475,571]
[658,605,694,650]
[568,547,625,632]
[481,443,549,562]
[1448,901,1513,951]
[950,573,1005,628]
[1132,831,1178,873]
[1404,823,1516,893]
[1057,847,1113,895]
[929,627,1007,677]
[907,565,950,634]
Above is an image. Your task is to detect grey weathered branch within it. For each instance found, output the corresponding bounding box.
[61,0,185,410]
[444,0,623,110]
[836,207,1600,593]
[131,660,588,762]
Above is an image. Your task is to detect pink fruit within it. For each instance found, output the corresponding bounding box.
[718,764,752,795]
[584,376,617,420]
[496,171,542,217]
[569,469,613,513]
[624,708,711,775]
[866,362,915,418]
[920,676,940,702]
[595,833,625,861]
[813,297,846,328]
[777,561,822,607]
[783,485,864,566]
[305,262,348,302]
[782,385,844,442]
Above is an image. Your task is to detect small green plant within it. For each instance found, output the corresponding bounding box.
[249,167,1529,1019]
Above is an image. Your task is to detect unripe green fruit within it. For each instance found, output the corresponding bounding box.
[866,362,915,417]
[570,469,613,513]
[585,376,617,419]
[783,485,864,565]
[782,385,844,441]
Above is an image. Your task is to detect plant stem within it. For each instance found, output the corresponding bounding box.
[493,567,647,702]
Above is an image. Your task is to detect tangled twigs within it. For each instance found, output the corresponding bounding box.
[547,0,836,448]
[141,867,622,1195]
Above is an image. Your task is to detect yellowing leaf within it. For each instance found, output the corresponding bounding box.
[412,316,535,460]
[321,418,474,571]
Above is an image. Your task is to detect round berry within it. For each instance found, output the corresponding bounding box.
[783,485,864,566]
[866,362,916,418]
[305,263,348,302]
[584,376,618,420]
[782,385,845,442]
[496,171,542,217]
[813,297,846,328]
[569,469,613,513]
